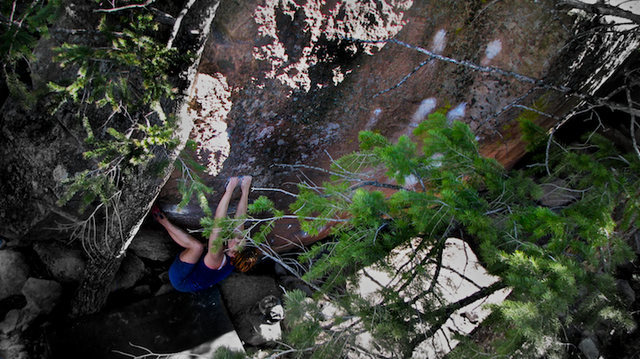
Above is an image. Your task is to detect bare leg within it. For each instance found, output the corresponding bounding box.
[228,175,252,257]
[155,212,204,264]
[204,177,239,269]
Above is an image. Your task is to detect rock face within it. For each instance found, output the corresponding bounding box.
[0,278,62,335]
[158,0,639,231]
[21,278,62,315]
[33,242,86,283]
[579,337,600,359]
[111,254,146,292]
[0,250,29,301]
[219,272,283,346]
[129,230,176,262]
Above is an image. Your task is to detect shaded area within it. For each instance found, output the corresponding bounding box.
[48,286,236,358]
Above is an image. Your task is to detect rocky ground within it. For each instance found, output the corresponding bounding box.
[0,211,317,358]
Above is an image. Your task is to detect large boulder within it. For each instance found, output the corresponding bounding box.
[17,277,62,331]
[0,331,28,359]
[49,286,238,358]
[111,254,146,292]
[0,278,62,335]
[0,250,29,301]
[0,310,21,334]
[219,273,283,345]
[157,0,639,230]
[129,230,176,262]
[33,242,86,283]
[21,277,62,315]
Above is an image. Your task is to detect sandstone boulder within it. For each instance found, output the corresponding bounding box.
[0,250,29,301]
[33,242,86,283]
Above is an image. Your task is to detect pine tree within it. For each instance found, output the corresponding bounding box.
[275,111,639,358]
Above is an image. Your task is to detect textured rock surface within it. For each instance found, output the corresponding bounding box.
[129,230,176,262]
[111,254,146,292]
[33,242,86,283]
[21,278,62,315]
[0,310,20,334]
[0,278,62,335]
[219,272,282,345]
[0,332,28,359]
[158,0,638,233]
[579,337,600,359]
[0,251,29,301]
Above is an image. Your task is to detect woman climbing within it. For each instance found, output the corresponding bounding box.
[152,176,257,292]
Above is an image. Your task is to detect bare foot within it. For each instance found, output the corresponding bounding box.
[240,175,252,192]
[225,176,240,193]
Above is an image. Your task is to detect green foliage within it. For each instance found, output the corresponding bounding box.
[52,10,188,210]
[50,13,181,109]
[211,347,246,359]
[281,112,639,357]
[56,169,117,213]
[200,216,235,253]
[247,195,284,245]
[1,0,60,106]
[284,289,323,350]
[518,118,547,152]
[175,152,213,216]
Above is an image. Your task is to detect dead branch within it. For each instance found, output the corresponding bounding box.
[373,58,432,98]
[625,83,640,162]
[94,0,156,13]
[558,0,640,25]
[166,0,197,49]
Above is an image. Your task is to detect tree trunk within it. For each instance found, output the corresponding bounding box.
[66,0,222,317]
[71,256,124,316]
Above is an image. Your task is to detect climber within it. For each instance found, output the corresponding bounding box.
[152,176,257,292]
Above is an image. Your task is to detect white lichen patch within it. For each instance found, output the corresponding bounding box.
[52,164,68,183]
[446,102,466,122]
[482,39,502,65]
[188,73,232,176]
[431,29,447,53]
[365,108,383,130]
[253,0,412,91]
[404,174,419,189]
[411,97,437,125]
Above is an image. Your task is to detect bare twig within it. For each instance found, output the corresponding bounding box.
[94,0,155,13]
[558,0,640,25]
[166,0,196,49]
[626,85,640,162]
[373,58,432,98]
[252,187,298,197]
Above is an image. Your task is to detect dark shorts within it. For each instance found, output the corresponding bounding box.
[168,254,235,292]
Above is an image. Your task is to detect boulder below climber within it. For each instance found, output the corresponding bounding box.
[48,286,240,358]
[0,250,29,301]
